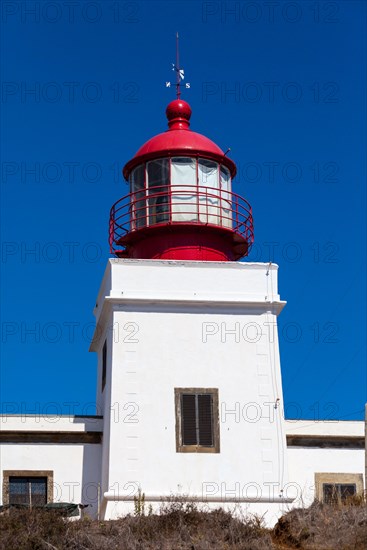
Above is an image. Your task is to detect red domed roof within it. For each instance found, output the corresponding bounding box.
[123,100,236,179]
[132,129,226,158]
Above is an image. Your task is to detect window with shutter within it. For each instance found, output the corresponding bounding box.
[175,388,219,453]
[101,340,107,392]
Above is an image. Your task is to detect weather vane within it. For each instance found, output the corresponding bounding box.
[166,32,190,98]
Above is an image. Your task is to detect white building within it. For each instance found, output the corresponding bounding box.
[0,98,364,525]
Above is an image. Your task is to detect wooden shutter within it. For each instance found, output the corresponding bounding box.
[102,340,107,391]
[181,394,197,445]
[198,394,213,446]
[181,393,214,447]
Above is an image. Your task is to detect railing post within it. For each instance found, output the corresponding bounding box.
[168,183,172,223]
[235,196,239,231]
[219,178,223,227]
[130,192,135,231]
[109,206,115,254]
[196,183,200,223]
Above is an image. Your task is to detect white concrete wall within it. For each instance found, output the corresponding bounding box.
[107,308,288,494]
[287,447,364,506]
[0,416,102,518]
[286,420,365,506]
[0,444,101,516]
[91,259,290,520]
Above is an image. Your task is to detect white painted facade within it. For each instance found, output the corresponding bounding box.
[0,259,364,525]
[0,416,103,517]
[285,420,365,507]
[91,259,289,520]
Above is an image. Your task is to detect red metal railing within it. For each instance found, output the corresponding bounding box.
[109,185,254,255]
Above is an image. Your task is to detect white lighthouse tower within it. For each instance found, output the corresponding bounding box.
[90,92,293,521]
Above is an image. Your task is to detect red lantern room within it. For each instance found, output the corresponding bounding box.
[109,99,254,261]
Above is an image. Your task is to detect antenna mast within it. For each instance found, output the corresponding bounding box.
[176,32,181,99]
[168,33,189,99]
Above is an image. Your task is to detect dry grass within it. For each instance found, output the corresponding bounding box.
[273,499,367,550]
[0,498,366,550]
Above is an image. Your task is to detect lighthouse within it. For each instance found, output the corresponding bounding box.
[0,45,364,523]
[90,92,294,521]
[109,98,254,262]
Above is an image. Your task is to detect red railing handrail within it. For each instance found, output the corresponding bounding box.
[109,184,254,256]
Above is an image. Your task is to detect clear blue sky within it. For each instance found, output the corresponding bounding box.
[1,1,366,420]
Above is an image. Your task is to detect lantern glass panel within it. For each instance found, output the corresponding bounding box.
[171,157,198,222]
[147,159,170,225]
[130,165,146,229]
[198,159,220,225]
[220,166,232,229]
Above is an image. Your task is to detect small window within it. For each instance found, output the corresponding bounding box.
[3,471,53,506]
[101,340,107,392]
[315,473,363,503]
[323,483,356,504]
[9,476,47,506]
[175,388,219,453]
